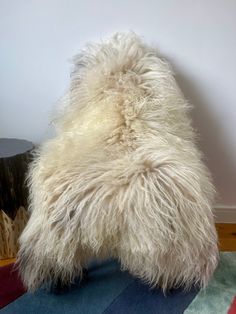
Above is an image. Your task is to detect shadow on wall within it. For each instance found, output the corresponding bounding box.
[172,67,236,205]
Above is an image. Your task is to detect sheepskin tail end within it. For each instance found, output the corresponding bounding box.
[110,145,219,292]
[16,235,85,292]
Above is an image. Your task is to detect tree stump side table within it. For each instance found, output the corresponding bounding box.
[0,138,33,259]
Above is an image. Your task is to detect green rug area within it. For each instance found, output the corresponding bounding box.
[185,252,236,314]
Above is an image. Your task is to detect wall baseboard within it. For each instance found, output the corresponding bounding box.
[214,206,236,223]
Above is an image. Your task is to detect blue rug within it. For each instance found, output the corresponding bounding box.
[0,260,197,314]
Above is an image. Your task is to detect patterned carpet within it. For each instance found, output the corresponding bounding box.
[0,253,235,313]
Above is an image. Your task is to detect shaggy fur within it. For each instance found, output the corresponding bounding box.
[18,32,219,292]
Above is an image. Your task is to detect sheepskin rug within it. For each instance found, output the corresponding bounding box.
[18,32,219,292]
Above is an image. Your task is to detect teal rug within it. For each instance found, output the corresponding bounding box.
[185,252,236,314]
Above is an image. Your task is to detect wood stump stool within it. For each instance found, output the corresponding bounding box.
[0,138,33,259]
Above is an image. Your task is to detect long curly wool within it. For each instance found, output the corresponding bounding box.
[18,32,219,292]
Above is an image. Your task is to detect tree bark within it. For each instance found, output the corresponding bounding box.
[0,138,33,259]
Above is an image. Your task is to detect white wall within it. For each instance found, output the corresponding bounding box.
[1,0,236,206]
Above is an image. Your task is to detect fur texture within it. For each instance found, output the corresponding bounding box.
[18,32,219,292]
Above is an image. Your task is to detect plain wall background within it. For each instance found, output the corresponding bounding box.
[1,0,236,206]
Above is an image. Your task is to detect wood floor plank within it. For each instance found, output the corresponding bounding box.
[216,223,236,251]
[0,258,15,266]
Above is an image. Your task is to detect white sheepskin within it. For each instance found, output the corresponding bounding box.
[18,32,219,292]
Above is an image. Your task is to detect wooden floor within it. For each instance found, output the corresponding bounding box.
[0,224,236,267]
[216,223,236,251]
[0,258,15,267]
